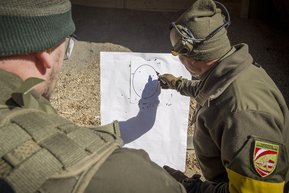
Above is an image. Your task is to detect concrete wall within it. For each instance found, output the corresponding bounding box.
[71,0,289,22]
[71,0,243,16]
[71,0,193,11]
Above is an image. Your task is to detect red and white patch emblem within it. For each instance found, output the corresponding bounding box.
[253,140,279,177]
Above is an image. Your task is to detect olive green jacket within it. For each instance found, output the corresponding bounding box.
[0,69,186,193]
[176,44,289,193]
[0,69,124,193]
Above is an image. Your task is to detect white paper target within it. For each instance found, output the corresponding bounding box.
[101,52,191,171]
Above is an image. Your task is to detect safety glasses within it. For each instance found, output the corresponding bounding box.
[64,33,77,60]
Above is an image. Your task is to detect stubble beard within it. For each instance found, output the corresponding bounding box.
[41,49,63,100]
[41,66,59,100]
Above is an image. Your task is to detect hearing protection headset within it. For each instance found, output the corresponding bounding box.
[169,1,231,56]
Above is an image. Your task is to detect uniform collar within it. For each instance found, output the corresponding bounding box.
[0,69,56,113]
[195,43,253,106]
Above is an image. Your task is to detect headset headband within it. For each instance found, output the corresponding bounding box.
[170,1,231,56]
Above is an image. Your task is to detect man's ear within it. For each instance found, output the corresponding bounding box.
[35,51,53,69]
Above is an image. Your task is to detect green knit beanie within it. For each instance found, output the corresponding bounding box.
[0,0,75,57]
[176,0,231,61]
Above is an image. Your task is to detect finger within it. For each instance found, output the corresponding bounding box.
[159,81,169,89]
[163,165,188,182]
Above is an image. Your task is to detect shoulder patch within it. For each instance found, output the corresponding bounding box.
[253,140,279,177]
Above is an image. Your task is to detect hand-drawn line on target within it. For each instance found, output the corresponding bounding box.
[131,64,159,99]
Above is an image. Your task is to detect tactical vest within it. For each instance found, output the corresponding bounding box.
[0,76,123,193]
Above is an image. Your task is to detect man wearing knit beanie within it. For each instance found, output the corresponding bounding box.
[159,0,289,193]
[0,1,187,193]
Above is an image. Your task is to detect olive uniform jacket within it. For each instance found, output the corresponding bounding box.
[175,44,289,193]
[0,69,186,193]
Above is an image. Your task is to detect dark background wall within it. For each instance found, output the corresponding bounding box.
[249,0,289,29]
[71,0,289,29]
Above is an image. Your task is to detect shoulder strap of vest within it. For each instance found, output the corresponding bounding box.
[0,109,122,193]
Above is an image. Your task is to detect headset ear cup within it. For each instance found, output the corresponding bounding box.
[180,47,189,55]
[179,39,192,55]
[183,39,194,55]
[171,38,195,56]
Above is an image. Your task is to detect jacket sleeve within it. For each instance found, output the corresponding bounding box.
[223,111,287,193]
[85,148,187,193]
[175,78,200,97]
[195,110,288,193]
